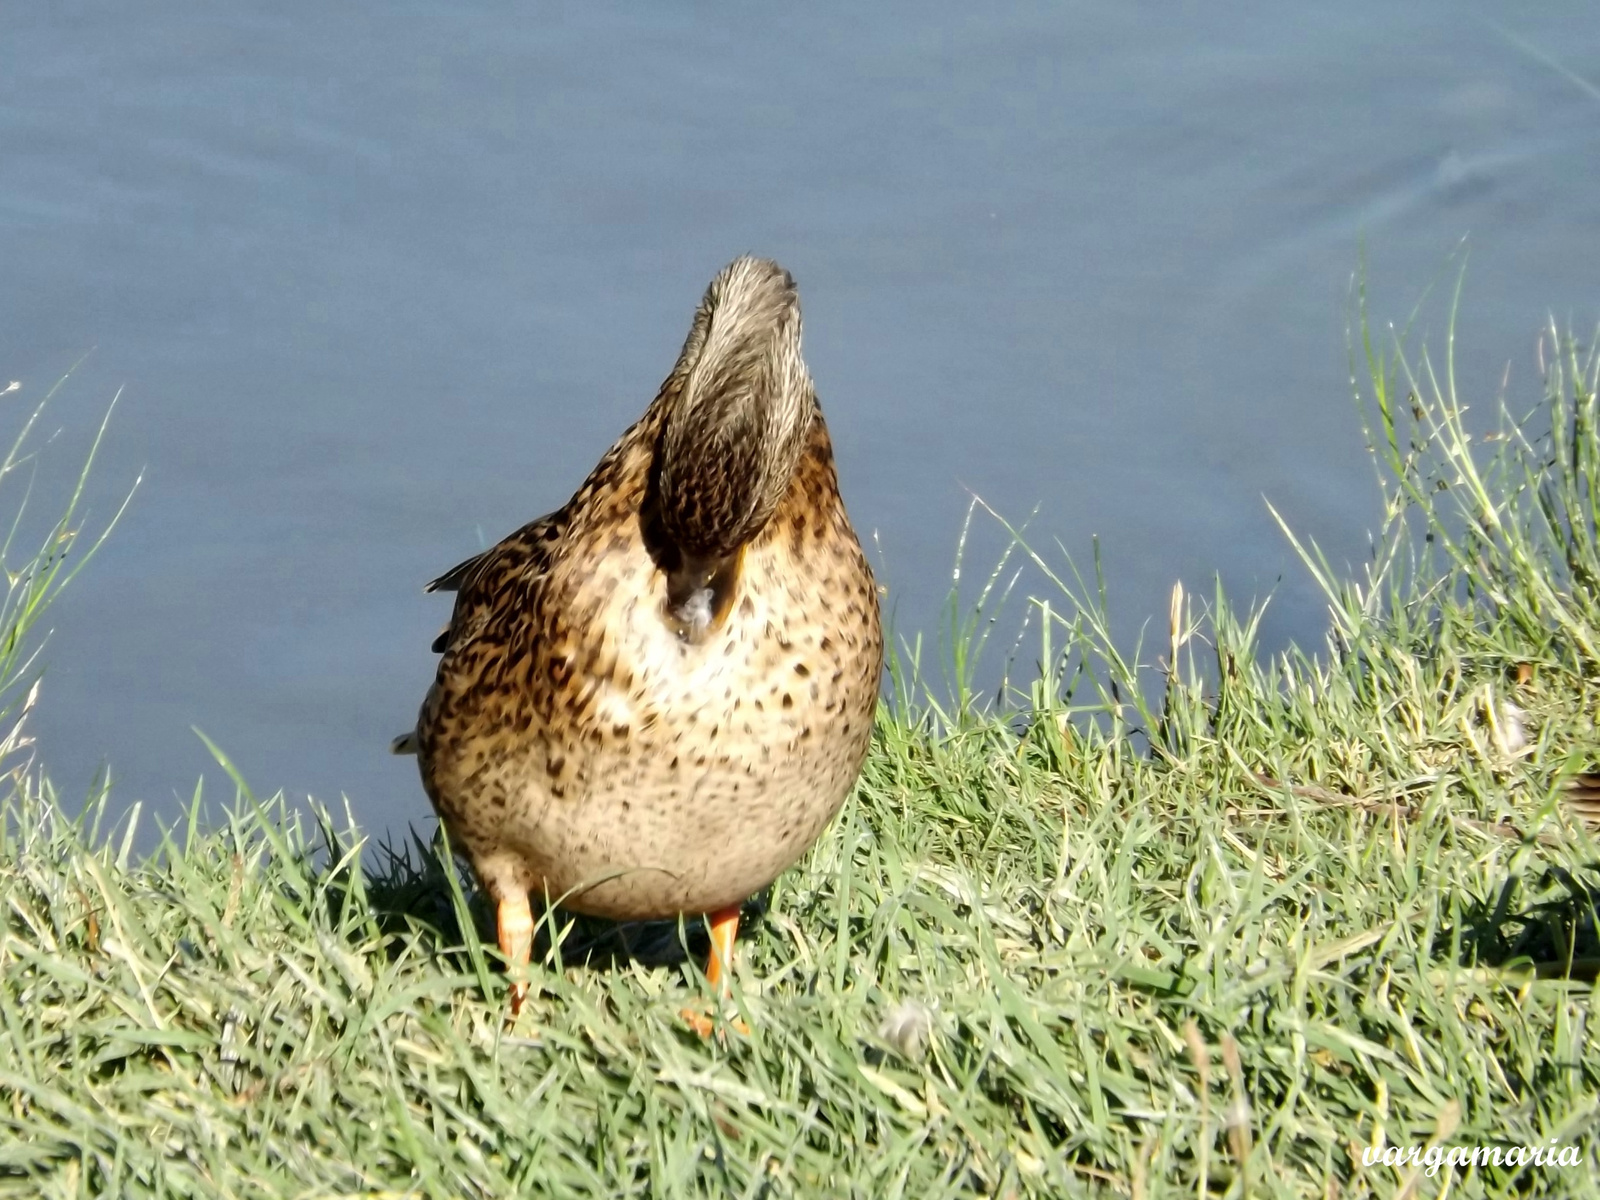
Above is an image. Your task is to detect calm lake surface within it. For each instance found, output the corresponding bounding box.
[2,3,1597,840]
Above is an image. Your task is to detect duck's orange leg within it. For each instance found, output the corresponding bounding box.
[682,904,748,1037]
[703,904,740,995]
[497,892,534,1016]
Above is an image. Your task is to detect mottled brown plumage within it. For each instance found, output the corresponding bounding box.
[397,258,883,1011]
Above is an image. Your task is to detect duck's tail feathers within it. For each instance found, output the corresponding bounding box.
[390,731,419,756]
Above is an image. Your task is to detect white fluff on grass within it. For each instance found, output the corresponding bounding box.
[876,999,938,1061]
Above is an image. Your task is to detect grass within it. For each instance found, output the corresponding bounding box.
[3,297,1600,1198]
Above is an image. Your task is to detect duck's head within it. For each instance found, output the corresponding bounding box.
[653,257,816,641]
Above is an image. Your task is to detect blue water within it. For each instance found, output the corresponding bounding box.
[2,2,1597,839]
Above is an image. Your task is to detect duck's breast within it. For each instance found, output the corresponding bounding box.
[517,472,881,919]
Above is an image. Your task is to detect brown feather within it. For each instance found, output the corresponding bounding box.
[1562,772,1600,828]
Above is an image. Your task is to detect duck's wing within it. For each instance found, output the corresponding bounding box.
[392,515,567,756]
[427,510,568,657]
[425,554,484,595]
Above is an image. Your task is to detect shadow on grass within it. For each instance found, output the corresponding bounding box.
[1451,859,1600,981]
[359,821,769,974]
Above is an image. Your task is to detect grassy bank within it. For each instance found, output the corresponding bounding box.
[3,309,1600,1198]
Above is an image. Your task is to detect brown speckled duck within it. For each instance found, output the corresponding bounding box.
[394,256,883,1027]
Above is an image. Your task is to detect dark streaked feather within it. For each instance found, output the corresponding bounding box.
[425,552,486,594]
[426,513,564,593]
[424,511,564,593]
[427,510,567,657]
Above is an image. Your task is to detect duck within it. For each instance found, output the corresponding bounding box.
[394,256,883,1029]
